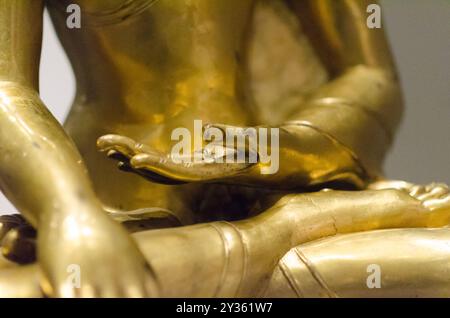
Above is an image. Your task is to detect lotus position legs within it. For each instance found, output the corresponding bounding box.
[0,183,448,297]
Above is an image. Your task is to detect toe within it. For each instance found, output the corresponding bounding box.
[409,185,427,197]
[417,185,449,201]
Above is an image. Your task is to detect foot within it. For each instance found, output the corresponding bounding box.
[369,180,450,211]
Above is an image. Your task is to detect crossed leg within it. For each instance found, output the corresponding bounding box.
[0,183,448,297]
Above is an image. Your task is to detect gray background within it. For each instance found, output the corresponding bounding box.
[0,0,449,213]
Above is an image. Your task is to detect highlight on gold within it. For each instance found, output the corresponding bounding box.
[0,0,448,298]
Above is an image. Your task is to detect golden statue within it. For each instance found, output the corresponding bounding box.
[0,0,448,297]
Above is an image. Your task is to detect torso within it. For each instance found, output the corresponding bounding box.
[45,0,328,223]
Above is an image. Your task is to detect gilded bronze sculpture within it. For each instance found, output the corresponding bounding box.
[0,0,448,297]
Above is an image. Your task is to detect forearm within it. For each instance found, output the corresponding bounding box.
[282,65,402,178]
[279,0,403,179]
[0,0,43,88]
[0,1,102,225]
[0,81,102,226]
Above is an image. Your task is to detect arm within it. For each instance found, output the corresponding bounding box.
[0,0,102,227]
[96,0,403,190]
[0,0,155,297]
[284,0,403,178]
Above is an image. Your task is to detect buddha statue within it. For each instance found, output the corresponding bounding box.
[0,0,448,297]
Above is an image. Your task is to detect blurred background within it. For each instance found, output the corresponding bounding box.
[0,0,449,212]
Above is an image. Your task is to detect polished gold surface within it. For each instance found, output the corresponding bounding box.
[0,0,448,297]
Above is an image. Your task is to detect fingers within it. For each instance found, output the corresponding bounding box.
[130,152,252,182]
[97,133,256,184]
[97,134,153,158]
[0,215,24,240]
[97,134,136,157]
[98,135,182,184]
[1,225,36,264]
[204,123,259,156]
[0,215,36,264]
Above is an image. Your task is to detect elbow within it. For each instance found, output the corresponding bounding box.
[337,64,405,134]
